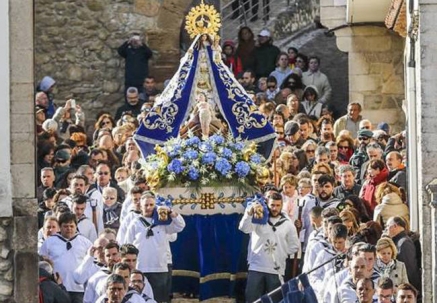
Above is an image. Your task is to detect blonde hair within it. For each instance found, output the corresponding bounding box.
[102,187,117,198]
[376,236,398,259]
[375,182,401,204]
[312,162,334,176]
[339,209,359,236]
[280,174,298,189]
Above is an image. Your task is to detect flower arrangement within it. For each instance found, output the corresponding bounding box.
[140,132,266,192]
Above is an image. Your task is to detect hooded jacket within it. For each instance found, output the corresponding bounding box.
[373,192,409,228]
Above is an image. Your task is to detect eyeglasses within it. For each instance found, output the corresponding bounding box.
[101,120,111,126]
[306,149,315,153]
[98,172,110,176]
[56,159,68,163]
[358,137,370,141]
[338,146,349,149]
[268,85,276,89]
[361,126,370,129]
[103,196,116,200]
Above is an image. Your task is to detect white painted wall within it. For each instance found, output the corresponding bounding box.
[0,0,12,216]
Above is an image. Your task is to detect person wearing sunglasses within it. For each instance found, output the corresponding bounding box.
[349,129,374,185]
[89,161,125,203]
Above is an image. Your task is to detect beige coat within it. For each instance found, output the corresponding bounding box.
[373,192,409,227]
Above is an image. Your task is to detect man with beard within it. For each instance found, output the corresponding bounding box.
[239,192,299,303]
[125,270,157,302]
[316,174,341,209]
[350,129,373,184]
[118,33,153,93]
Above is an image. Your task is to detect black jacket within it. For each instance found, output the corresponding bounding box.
[118,41,153,86]
[39,268,71,303]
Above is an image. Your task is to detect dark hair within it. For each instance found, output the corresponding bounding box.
[113,262,131,273]
[293,149,309,171]
[327,216,343,225]
[237,26,254,41]
[89,148,105,158]
[397,283,418,298]
[71,194,87,205]
[288,47,298,54]
[106,274,126,288]
[390,216,407,229]
[71,174,88,186]
[130,186,144,195]
[58,212,77,226]
[303,86,319,100]
[120,244,139,257]
[243,69,256,79]
[309,206,323,218]
[281,73,304,90]
[131,269,144,281]
[369,159,385,171]
[377,277,394,290]
[330,223,348,239]
[268,192,282,201]
[317,174,336,187]
[308,55,320,65]
[267,76,277,84]
[43,188,58,201]
[295,53,308,69]
[321,207,339,218]
[105,242,120,251]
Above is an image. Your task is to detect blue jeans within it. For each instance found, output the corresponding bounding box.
[245,270,281,303]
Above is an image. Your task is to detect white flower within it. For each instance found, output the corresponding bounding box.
[210,172,217,180]
[201,178,209,185]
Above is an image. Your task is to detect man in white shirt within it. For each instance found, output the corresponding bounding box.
[124,191,185,302]
[239,192,299,303]
[39,212,92,303]
[72,194,98,242]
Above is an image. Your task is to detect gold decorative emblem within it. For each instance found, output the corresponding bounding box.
[185,0,221,38]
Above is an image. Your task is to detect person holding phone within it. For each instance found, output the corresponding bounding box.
[118,32,153,93]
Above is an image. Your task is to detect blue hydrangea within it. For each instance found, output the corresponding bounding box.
[222,148,233,159]
[231,142,245,150]
[168,145,181,158]
[210,134,225,145]
[167,159,184,174]
[250,154,262,164]
[200,142,213,152]
[183,150,199,160]
[235,161,251,178]
[188,166,200,180]
[186,136,201,147]
[201,152,217,165]
[215,158,232,176]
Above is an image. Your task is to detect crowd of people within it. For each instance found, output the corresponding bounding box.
[34,24,421,303]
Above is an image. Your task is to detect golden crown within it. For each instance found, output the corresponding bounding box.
[185,0,221,38]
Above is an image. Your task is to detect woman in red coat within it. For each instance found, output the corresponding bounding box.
[360,159,388,217]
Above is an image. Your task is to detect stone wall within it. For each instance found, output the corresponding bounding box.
[335,26,405,132]
[320,0,405,133]
[35,0,191,131]
[273,0,320,40]
[416,1,437,301]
